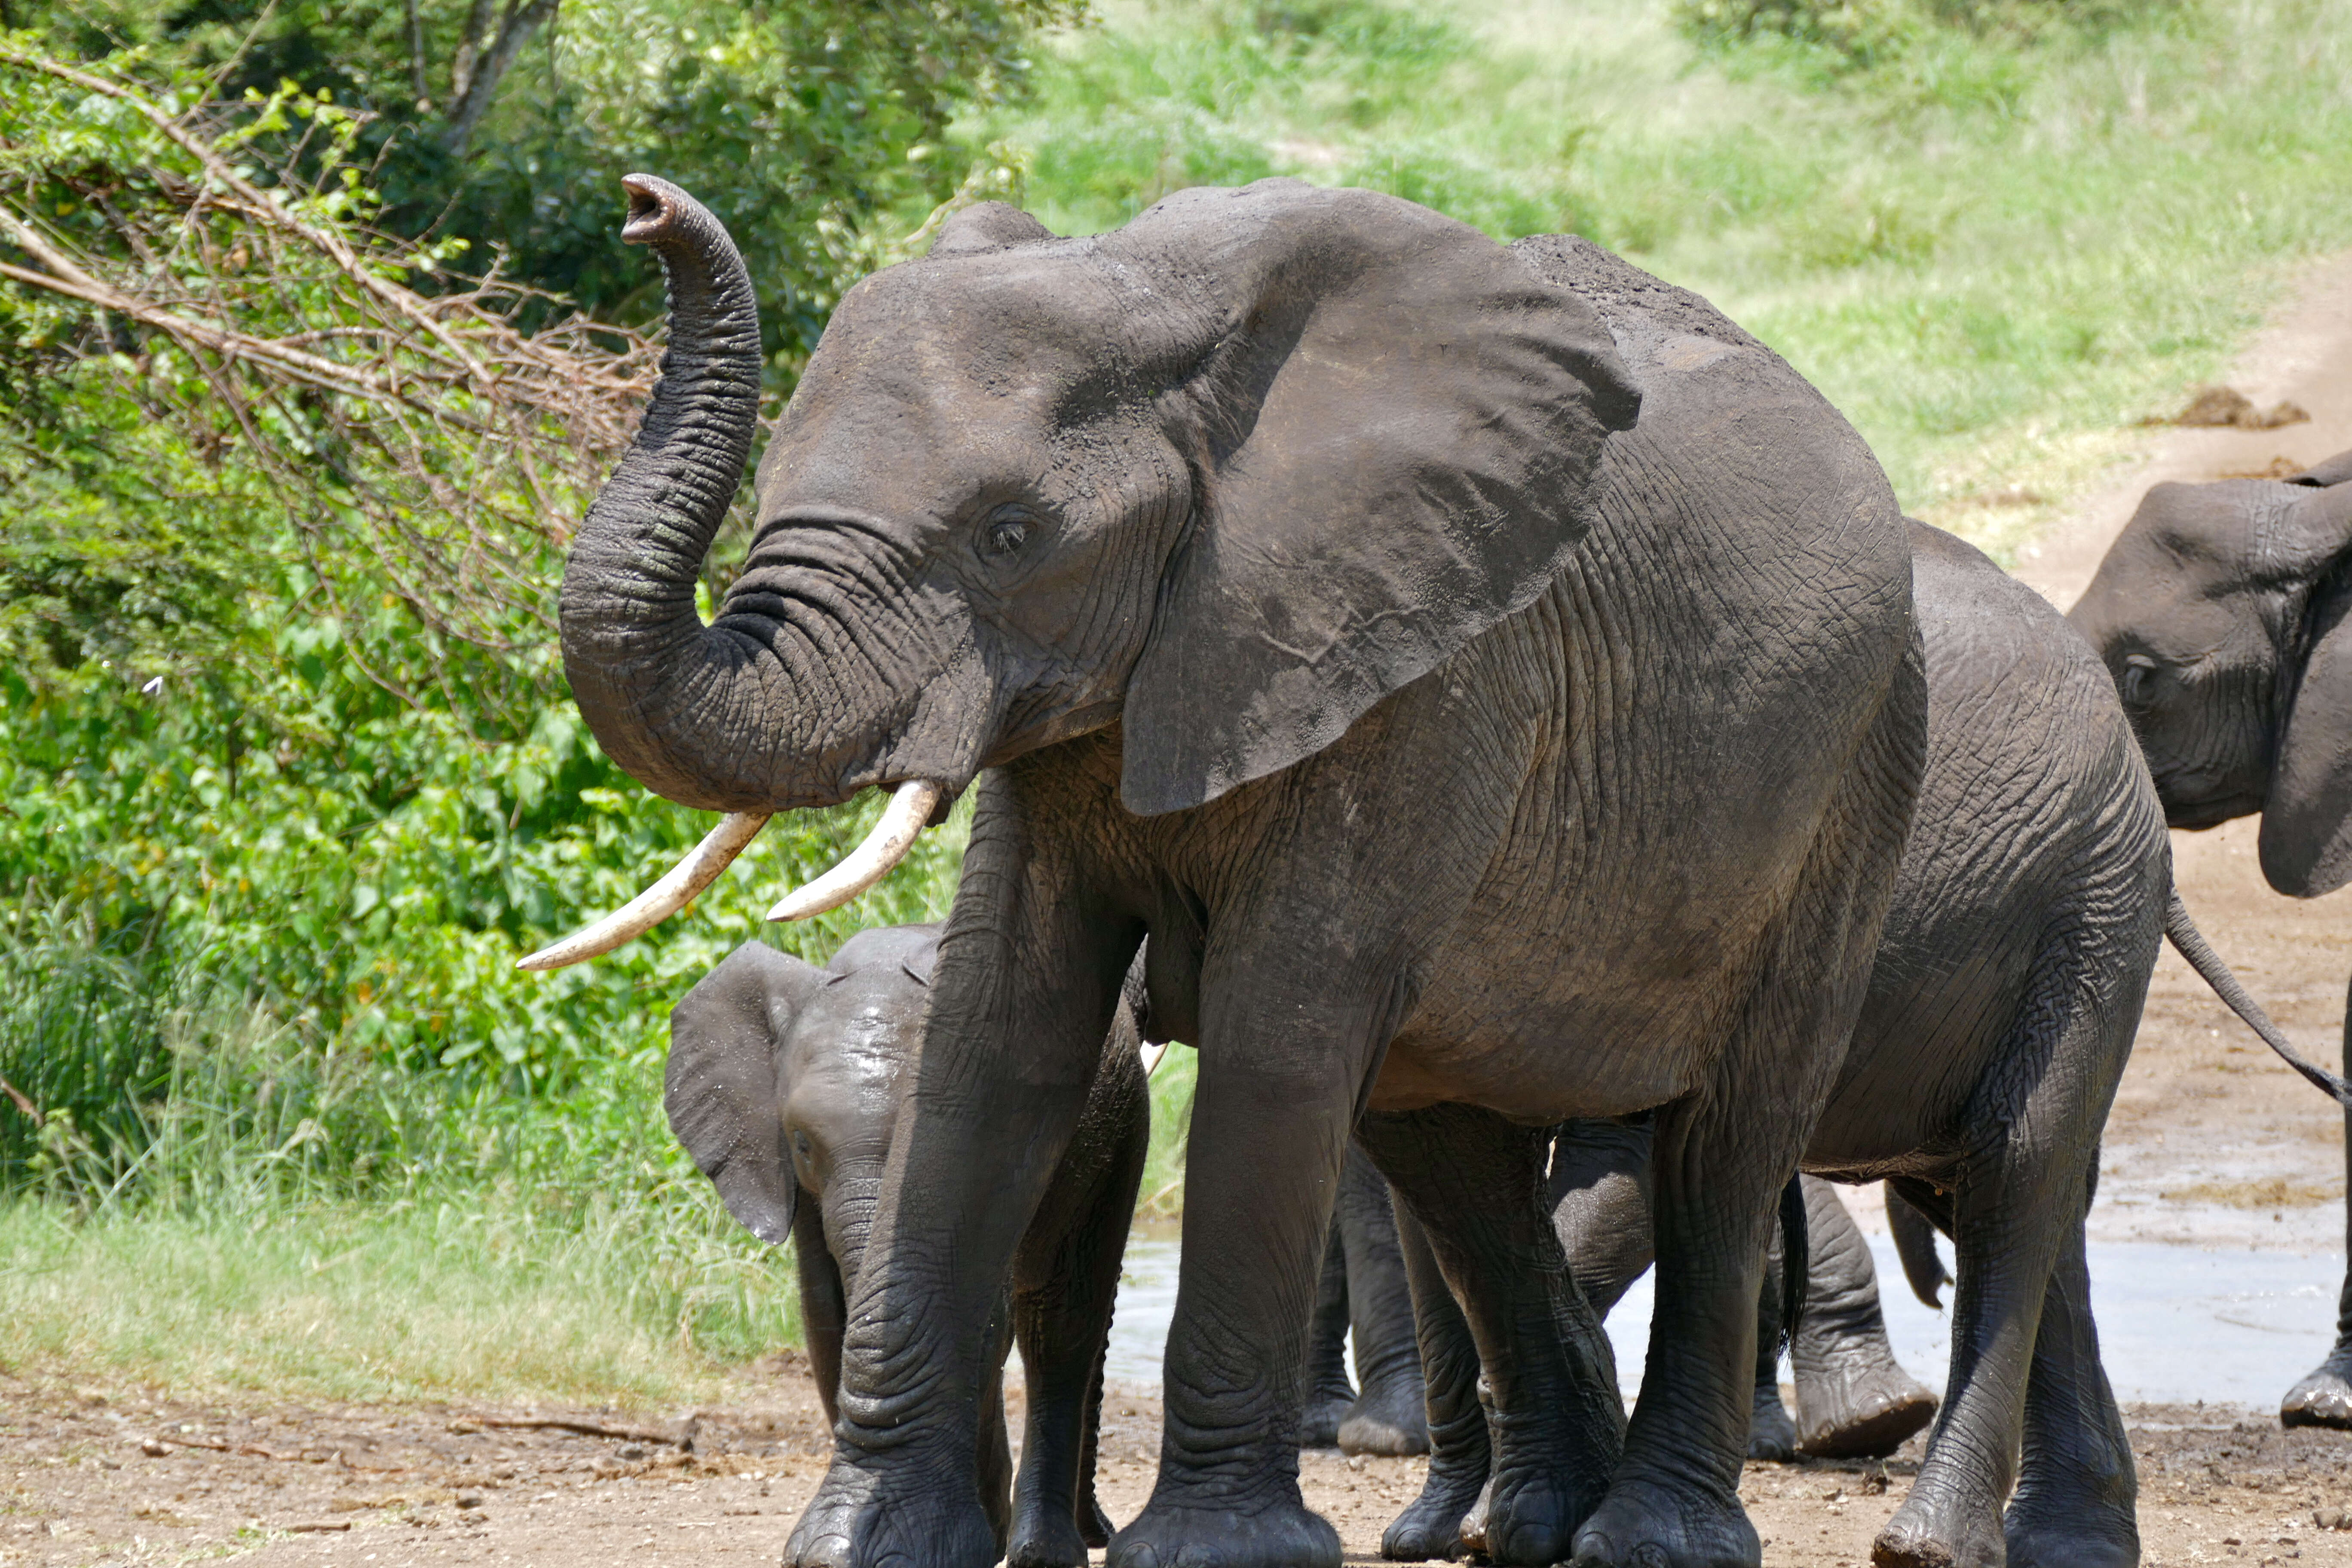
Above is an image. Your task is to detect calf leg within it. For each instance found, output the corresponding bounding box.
[1361,1104,1624,1568]
[1382,1206,1491,1561]
[1790,1177,1937,1459]
[1302,1223,1359,1447]
[1337,1148,1430,1456]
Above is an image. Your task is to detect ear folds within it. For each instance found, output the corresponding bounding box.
[666,941,822,1244]
[1113,181,1642,816]
[2261,483,2352,896]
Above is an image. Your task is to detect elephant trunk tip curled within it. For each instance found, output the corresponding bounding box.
[619,173,686,246]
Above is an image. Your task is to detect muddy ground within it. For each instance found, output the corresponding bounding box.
[8,257,2352,1568]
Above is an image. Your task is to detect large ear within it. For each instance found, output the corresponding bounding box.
[1113,181,1643,815]
[2260,482,2352,896]
[665,941,823,1244]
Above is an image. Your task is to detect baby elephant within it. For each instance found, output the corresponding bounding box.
[667,925,1150,1568]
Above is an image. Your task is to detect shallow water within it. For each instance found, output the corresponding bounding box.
[1105,1234,2347,1407]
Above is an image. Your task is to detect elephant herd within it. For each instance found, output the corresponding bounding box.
[520,174,2352,1568]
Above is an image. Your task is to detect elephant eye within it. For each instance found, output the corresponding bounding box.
[979,505,1037,559]
[793,1130,813,1161]
[2119,654,2159,707]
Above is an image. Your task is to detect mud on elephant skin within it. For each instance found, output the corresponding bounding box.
[545,176,1928,1568]
[2070,449,2352,1432]
[665,924,1151,1568]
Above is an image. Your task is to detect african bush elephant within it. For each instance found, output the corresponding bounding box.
[665,925,1149,1568]
[533,177,1930,1568]
[1385,521,2328,1568]
[2070,448,2352,1427]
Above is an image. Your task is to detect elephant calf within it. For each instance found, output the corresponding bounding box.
[666,925,1150,1568]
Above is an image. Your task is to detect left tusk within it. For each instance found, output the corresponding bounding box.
[517,811,772,972]
[767,780,943,922]
[1139,1041,1169,1077]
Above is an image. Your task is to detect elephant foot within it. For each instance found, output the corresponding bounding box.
[1302,1389,1356,1449]
[1480,1460,1606,1567]
[2003,1511,2137,1568]
[1109,1489,1341,1568]
[1872,1490,2005,1568]
[1009,1509,1091,1568]
[785,1451,1000,1568]
[1339,1374,1432,1457]
[1571,1475,1758,1568]
[1748,1383,1797,1463]
[2280,1350,2352,1429]
[1382,1461,1488,1562]
[1796,1357,1938,1460]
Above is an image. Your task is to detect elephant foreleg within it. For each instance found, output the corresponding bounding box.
[1302,1221,1358,1447]
[1362,1102,1624,1568]
[2282,965,2352,1429]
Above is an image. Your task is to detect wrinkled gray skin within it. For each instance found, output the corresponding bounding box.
[1300,1148,1430,1456]
[1387,524,2169,1568]
[665,925,1148,1568]
[560,176,1927,1568]
[2069,448,2352,1429]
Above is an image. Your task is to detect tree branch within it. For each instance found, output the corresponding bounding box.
[440,0,560,157]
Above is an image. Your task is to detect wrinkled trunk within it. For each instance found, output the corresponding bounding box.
[558,176,834,812]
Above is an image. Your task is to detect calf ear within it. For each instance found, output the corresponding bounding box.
[2261,485,2352,896]
[1113,181,1641,816]
[666,941,822,1243]
[2287,448,2352,488]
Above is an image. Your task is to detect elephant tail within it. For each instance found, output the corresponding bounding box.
[2165,888,2352,1108]
[1777,1173,1807,1353]
[1885,1185,1951,1310]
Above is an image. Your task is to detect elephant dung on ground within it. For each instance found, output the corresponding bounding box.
[665,924,1150,1568]
[535,176,1929,1568]
[2070,447,2352,1427]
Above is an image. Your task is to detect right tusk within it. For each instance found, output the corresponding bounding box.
[1139,1041,1169,1077]
[517,811,772,972]
[767,780,943,922]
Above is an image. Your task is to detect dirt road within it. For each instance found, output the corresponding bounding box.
[6,259,2352,1568]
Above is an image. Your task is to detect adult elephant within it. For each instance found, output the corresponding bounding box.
[2070,449,2352,1427]
[529,178,1929,1568]
[665,925,1148,1567]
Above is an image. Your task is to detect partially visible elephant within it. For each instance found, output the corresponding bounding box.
[665,925,1150,1568]
[542,178,1932,1568]
[2070,447,2352,1427]
[1386,521,2163,1568]
[1301,1148,1430,1455]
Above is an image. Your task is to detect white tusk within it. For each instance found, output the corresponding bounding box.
[766,780,943,922]
[1139,1041,1169,1077]
[517,811,772,972]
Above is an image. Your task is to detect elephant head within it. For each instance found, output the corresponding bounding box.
[665,925,942,1418]
[2069,448,2352,895]
[526,175,1640,964]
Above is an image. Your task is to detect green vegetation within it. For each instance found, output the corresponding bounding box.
[4,0,2350,1402]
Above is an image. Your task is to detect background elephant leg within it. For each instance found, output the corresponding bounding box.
[2282,967,2352,1429]
[1337,1147,1431,1456]
[1302,1221,1358,1447]
[1790,1176,1937,1459]
[1008,1063,1151,1568]
[793,1201,848,1430]
[1381,1203,1491,1562]
[2003,1164,2137,1568]
[981,1310,1016,1553]
[1362,1103,1624,1568]
[1753,1225,1798,1462]
[1875,1000,2123,1568]
[1548,1115,1658,1317]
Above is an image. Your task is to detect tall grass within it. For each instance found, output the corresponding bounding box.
[982,0,2352,560]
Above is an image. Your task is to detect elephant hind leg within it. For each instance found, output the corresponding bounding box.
[1336,1147,1430,1457]
[2003,1178,2137,1568]
[1381,1203,1492,1562]
[1302,1219,1359,1448]
[1789,1176,1937,1460]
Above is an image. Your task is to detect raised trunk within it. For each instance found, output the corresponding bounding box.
[559,175,821,812]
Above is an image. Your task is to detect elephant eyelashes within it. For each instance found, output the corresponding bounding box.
[2120,655,2160,707]
[979,506,1038,558]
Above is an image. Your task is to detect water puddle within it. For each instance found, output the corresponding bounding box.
[1106,1234,2346,1407]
